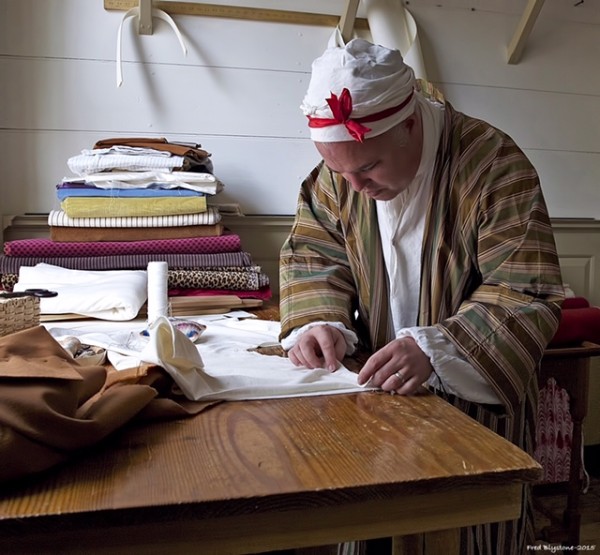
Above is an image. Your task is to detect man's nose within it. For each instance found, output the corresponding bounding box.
[346,174,368,192]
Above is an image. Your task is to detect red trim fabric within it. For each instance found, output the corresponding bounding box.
[549,297,600,347]
[307,88,414,142]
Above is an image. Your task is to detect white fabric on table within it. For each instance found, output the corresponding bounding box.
[14,263,147,321]
[47,316,372,402]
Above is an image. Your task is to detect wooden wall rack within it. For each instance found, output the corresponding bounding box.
[104,0,369,33]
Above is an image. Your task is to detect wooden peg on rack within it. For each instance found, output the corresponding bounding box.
[138,0,153,34]
[339,0,360,43]
[104,1,371,31]
[507,0,546,64]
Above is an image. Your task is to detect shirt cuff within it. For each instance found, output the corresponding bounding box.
[396,326,502,405]
[280,321,358,356]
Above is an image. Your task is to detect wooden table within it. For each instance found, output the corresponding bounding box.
[0,386,541,554]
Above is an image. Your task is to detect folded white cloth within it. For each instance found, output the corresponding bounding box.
[14,263,147,321]
[61,171,223,195]
[67,153,186,176]
[81,146,172,157]
[47,316,372,401]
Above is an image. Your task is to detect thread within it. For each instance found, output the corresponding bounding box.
[147,261,169,323]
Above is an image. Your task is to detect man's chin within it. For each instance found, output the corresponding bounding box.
[366,189,395,201]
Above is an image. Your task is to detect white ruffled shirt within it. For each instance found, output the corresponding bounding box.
[282,95,501,405]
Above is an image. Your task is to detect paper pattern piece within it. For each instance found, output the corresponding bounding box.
[363,0,428,80]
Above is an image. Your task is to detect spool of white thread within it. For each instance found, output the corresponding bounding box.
[147,261,169,323]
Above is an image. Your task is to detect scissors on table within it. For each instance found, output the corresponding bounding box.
[0,289,58,299]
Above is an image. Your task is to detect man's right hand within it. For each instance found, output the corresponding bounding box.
[286,325,347,372]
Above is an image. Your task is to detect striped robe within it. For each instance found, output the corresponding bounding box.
[280,100,564,554]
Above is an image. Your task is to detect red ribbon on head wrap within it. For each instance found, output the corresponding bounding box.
[307,87,415,142]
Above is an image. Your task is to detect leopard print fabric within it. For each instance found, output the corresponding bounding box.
[167,269,269,291]
[1,274,17,291]
[2,269,270,293]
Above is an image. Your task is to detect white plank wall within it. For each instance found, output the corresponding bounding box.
[0,0,598,218]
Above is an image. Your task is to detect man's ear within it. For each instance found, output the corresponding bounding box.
[404,113,418,134]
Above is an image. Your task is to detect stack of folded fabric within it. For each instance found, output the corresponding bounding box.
[0,137,272,318]
[0,235,271,319]
[51,137,223,242]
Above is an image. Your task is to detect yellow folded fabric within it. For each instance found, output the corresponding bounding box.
[61,196,207,218]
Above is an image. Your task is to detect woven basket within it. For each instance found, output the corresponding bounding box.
[0,295,40,337]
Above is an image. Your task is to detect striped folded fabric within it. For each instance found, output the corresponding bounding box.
[67,152,187,174]
[0,252,254,274]
[48,207,221,228]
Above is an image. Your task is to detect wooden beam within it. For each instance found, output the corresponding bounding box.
[104,0,370,30]
[507,0,546,64]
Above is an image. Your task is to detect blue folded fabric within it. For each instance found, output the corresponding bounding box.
[56,184,204,200]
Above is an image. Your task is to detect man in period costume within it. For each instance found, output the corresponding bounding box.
[279,38,564,554]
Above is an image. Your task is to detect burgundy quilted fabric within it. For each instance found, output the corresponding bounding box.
[3,235,242,257]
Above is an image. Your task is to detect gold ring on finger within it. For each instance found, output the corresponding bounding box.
[394,371,406,385]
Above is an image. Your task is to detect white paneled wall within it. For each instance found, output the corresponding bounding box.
[0,0,598,218]
[412,2,600,219]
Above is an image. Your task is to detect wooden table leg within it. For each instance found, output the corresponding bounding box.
[563,357,589,546]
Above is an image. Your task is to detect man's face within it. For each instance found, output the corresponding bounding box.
[315,113,423,201]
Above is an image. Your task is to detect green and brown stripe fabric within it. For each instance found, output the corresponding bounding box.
[280,98,564,554]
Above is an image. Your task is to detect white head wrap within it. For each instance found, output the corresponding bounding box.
[301,38,416,142]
